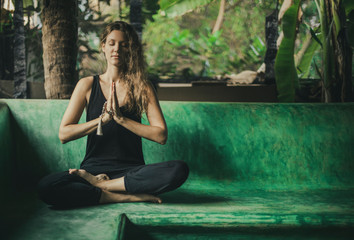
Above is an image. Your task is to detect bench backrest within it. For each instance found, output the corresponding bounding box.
[1,99,354,190]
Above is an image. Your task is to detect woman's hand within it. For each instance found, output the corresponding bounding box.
[111,81,124,124]
[102,81,123,125]
[101,89,112,125]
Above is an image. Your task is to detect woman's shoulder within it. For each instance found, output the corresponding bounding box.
[72,76,96,103]
[77,76,95,88]
[74,75,97,94]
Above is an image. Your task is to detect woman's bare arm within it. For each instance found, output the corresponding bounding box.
[59,77,110,144]
[113,83,168,145]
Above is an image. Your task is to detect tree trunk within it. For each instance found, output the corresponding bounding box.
[264,6,279,84]
[129,0,142,40]
[41,0,78,99]
[212,0,226,34]
[13,0,27,98]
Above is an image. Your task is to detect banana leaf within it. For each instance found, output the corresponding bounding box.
[343,0,354,16]
[296,31,322,78]
[348,11,354,49]
[275,0,301,102]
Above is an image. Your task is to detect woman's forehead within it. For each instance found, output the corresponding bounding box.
[106,30,127,41]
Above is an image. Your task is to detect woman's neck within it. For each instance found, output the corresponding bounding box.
[102,65,122,83]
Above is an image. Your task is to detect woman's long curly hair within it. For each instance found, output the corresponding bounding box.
[100,21,149,117]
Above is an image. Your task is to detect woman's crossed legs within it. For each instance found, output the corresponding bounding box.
[68,168,162,204]
[38,160,189,207]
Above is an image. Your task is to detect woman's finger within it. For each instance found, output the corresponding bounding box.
[113,82,119,108]
[106,81,113,111]
[112,82,116,110]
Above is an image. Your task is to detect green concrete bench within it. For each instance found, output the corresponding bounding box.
[1,99,354,239]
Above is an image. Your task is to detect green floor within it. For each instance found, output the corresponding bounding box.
[4,179,354,240]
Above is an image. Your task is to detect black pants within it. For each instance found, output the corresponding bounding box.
[37,160,189,207]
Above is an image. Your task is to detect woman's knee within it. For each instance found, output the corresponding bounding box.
[37,174,55,205]
[37,173,60,202]
[169,160,189,185]
[37,171,72,205]
[37,171,101,207]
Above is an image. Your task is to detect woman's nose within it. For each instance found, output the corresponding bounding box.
[113,43,119,52]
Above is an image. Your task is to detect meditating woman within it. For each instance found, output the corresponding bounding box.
[37,21,189,207]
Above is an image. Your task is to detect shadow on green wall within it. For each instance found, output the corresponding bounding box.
[0,111,50,240]
[10,110,50,190]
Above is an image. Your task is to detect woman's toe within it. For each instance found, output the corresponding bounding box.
[69,169,77,174]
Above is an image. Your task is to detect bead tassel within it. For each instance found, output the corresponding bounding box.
[97,115,103,136]
[97,101,107,136]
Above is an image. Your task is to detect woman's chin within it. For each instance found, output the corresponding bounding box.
[109,59,120,66]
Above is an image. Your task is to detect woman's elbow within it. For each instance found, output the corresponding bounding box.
[59,134,67,144]
[158,129,168,145]
[60,138,68,144]
[58,128,69,144]
[159,138,167,145]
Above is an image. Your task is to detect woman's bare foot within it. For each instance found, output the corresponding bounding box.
[99,190,162,204]
[137,194,162,204]
[69,169,110,187]
[69,169,162,204]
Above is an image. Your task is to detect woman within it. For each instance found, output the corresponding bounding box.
[37,21,189,207]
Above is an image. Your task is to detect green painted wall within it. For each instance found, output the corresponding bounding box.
[1,100,354,190]
[0,100,86,191]
[143,102,354,189]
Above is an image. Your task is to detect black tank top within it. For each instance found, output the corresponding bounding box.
[80,75,145,171]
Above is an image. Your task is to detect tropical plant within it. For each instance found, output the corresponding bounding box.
[275,0,353,102]
[275,0,301,102]
[315,0,353,102]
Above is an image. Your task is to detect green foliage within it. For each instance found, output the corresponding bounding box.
[0,8,13,33]
[296,23,322,79]
[343,0,354,15]
[347,10,354,49]
[143,14,181,77]
[148,24,238,77]
[142,0,160,22]
[144,0,274,80]
[247,36,266,64]
[298,0,354,102]
[275,0,301,102]
[159,0,213,18]
[296,32,321,79]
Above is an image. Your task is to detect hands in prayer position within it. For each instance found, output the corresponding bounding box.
[102,81,124,125]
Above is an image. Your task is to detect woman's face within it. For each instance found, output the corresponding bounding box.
[102,30,128,67]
